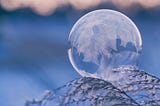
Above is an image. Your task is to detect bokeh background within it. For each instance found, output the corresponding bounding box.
[0,0,160,106]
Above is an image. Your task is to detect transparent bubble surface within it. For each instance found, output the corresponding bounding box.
[68,9,142,81]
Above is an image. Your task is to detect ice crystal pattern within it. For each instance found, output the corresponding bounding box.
[26,69,160,106]
[26,77,139,106]
[68,9,142,81]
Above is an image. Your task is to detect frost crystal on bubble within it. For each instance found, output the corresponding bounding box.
[68,9,142,81]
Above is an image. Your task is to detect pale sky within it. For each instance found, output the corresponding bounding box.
[0,0,160,15]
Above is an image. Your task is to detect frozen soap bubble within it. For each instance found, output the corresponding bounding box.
[68,9,142,81]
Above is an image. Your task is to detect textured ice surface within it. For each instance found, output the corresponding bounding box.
[68,9,142,81]
[26,77,139,106]
[111,67,160,106]
[26,68,160,106]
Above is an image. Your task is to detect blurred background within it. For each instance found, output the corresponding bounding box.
[0,0,160,106]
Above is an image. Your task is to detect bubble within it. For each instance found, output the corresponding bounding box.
[68,9,142,81]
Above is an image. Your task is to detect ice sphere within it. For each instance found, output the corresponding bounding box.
[68,9,142,81]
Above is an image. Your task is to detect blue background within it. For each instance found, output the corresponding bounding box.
[0,4,160,106]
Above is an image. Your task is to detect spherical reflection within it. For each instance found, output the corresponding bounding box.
[68,9,142,81]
